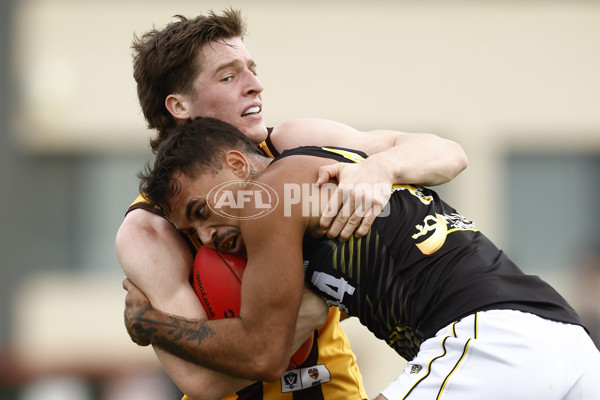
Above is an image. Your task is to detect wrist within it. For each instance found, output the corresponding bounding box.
[128,305,154,346]
[362,153,397,184]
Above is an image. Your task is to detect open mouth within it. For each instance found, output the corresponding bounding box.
[219,234,239,254]
[242,105,260,117]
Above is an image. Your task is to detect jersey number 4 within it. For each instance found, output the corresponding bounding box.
[310,271,356,311]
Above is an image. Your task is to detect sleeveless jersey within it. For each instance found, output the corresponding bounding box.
[127,132,367,400]
[271,146,585,361]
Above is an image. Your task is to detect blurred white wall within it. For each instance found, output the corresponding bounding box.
[12,0,600,239]
[7,0,600,398]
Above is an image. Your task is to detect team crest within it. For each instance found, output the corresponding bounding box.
[410,364,423,374]
[308,367,319,380]
[281,364,331,393]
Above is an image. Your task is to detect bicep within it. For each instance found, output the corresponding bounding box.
[270,118,401,155]
[237,192,309,349]
[116,209,204,318]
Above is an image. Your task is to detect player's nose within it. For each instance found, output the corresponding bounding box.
[243,68,263,95]
[196,225,217,248]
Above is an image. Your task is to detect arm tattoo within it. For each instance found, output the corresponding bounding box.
[133,306,216,365]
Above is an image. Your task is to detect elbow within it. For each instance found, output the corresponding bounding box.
[455,144,469,174]
[185,387,226,400]
[251,348,290,382]
[438,141,468,185]
[452,150,468,180]
[181,385,214,400]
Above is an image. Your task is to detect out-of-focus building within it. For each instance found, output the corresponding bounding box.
[1,1,598,398]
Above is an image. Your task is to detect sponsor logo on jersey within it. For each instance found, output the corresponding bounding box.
[413,213,448,255]
[412,212,477,255]
[281,364,331,392]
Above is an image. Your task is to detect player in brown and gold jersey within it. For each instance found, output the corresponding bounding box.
[117,9,467,399]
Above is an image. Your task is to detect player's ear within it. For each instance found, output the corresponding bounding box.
[165,93,192,122]
[224,151,251,179]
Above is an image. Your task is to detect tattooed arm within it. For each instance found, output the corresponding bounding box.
[123,277,327,377]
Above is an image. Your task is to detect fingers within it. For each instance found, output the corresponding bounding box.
[316,164,340,187]
[354,208,378,237]
[320,184,361,241]
[320,183,390,241]
[319,184,344,235]
[334,201,375,241]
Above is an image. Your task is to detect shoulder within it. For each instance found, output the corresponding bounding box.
[116,209,190,276]
[119,208,176,239]
[116,209,196,309]
[242,155,336,236]
[259,151,336,187]
[269,118,359,152]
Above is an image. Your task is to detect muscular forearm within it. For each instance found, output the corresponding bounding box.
[128,304,293,381]
[380,132,468,186]
[128,305,218,366]
[271,119,467,187]
[129,300,326,381]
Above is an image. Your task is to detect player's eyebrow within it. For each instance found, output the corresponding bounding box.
[213,60,240,77]
[185,199,199,221]
[213,59,257,77]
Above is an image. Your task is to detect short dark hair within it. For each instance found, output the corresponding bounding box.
[139,117,262,214]
[132,8,246,153]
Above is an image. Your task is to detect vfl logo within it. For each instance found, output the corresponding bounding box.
[207,180,279,220]
[283,371,299,390]
[281,364,331,392]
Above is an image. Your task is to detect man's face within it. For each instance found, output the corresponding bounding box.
[167,168,246,256]
[182,36,267,143]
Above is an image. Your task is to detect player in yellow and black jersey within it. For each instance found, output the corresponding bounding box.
[133,118,600,399]
[126,134,367,400]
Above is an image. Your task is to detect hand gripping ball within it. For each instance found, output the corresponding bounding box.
[193,246,314,370]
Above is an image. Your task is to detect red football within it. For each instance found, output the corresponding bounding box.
[193,246,245,319]
[192,246,313,369]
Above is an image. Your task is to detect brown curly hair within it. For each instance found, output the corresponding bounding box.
[132,8,246,153]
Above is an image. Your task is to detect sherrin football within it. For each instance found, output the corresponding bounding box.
[192,246,314,370]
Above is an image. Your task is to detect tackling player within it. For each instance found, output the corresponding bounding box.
[116,8,468,399]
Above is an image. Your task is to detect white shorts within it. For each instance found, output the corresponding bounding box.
[380,310,600,400]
